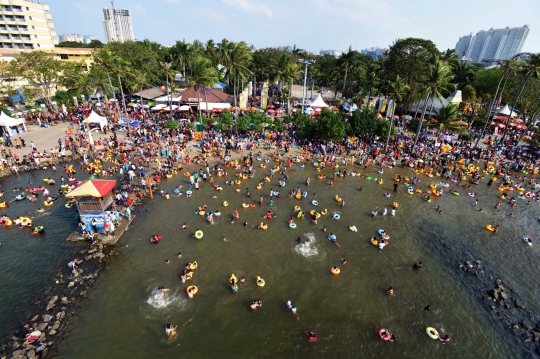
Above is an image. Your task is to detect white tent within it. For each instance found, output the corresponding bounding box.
[198,102,231,111]
[178,105,190,111]
[0,111,26,137]
[85,111,108,130]
[163,105,179,111]
[497,104,518,118]
[151,104,166,111]
[447,90,462,105]
[310,94,329,108]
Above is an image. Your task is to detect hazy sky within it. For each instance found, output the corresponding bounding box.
[52,0,538,53]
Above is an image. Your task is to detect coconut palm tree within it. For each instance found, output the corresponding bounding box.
[222,41,252,116]
[170,40,192,76]
[434,104,463,133]
[339,47,360,98]
[160,61,173,117]
[385,75,409,151]
[453,62,476,89]
[109,55,132,121]
[501,54,540,142]
[89,66,112,101]
[93,48,122,121]
[186,56,217,124]
[412,60,455,152]
[283,61,301,115]
[474,58,519,148]
[131,70,147,109]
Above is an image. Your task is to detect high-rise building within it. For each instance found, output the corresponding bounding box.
[58,34,97,44]
[102,7,134,43]
[455,25,530,63]
[360,47,387,59]
[0,0,58,50]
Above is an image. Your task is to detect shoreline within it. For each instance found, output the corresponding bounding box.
[0,145,538,358]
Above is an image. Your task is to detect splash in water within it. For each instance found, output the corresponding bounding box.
[294,233,319,258]
[147,288,184,309]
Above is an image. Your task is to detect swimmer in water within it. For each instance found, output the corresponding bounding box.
[177,252,182,258]
[386,286,394,296]
[424,304,431,312]
[239,276,246,285]
[223,236,228,242]
[165,324,178,340]
[322,226,327,232]
[341,258,347,266]
[182,223,187,232]
[158,286,170,293]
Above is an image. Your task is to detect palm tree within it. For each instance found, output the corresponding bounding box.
[412,60,454,152]
[339,47,359,98]
[89,66,112,101]
[220,41,252,115]
[434,104,462,133]
[363,62,381,107]
[160,62,173,117]
[474,59,519,148]
[440,49,459,69]
[283,62,301,115]
[385,75,409,150]
[205,40,216,64]
[501,54,540,142]
[93,48,122,122]
[170,40,192,76]
[186,56,217,124]
[453,62,476,89]
[131,70,147,109]
[109,55,132,121]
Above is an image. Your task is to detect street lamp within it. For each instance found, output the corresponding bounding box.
[299,59,315,115]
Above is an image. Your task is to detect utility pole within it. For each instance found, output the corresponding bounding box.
[299,59,315,115]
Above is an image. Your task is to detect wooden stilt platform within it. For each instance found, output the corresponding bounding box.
[66,215,136,245]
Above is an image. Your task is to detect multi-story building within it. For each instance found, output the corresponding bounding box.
[102,7,134,43]
[0,0,58,50]
[58,34,97,44]
[319,49,343,58]
[455,25,530,63]
[360,47,387,59]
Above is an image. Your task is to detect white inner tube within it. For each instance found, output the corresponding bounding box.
[289,223,297,228]
[186,191,193,195]
[426,327,439,340]
[333,214,340,220]
[312,200,318,206]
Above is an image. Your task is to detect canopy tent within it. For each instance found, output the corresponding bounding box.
[151,104,166,111]
[310,94,329,108]
[447,90,462,105]
[85,111,108,130]
[0,111,26,137]
[163,105,179,111]
[409,97,450,116]
[198,102,231,111]
[178,105,190,111]
[496,104,518,118]
[68,180,116,198]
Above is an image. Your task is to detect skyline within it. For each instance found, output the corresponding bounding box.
[52,0,539,54]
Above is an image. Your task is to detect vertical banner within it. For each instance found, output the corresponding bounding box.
[239,92,246,110]
[261,81,269,110]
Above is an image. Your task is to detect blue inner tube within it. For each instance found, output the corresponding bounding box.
[302,192,308,198]
[186,191,193,195]
[378,229,385,235]
[312,200,318,206]
[173,189,180,194]
[333,214,340,220]
[289,223,297,228]
[280,182,285,187]
[224,156,231,161]
[299,164,305,168]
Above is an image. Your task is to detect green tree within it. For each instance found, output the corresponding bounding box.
[385,75,409,150]
[170,40,193,75]
[314,108,346,140]
[453,62,477,89]
[221,41,252,115]
[347,107,378,136]
[412,60,455,152]
[186,56,217,124]
[10,51,64,111]
[434,104,462,132]
[501,54,540,141]
[462,84,476,102]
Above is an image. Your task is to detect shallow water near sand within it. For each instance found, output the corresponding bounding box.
[2,159,540,358]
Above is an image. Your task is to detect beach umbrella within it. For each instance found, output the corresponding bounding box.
[522,135,532,140]
[275,108,282,114]
[509,122,517,127]
[267,109,275,114]
[268,104,275,109]
[251,108,257,112]
[514,118,524,123]
[497,123,506,128]
[517,124,527,130]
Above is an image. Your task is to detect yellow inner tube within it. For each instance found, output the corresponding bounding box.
[242,203,249,208]
[256,276,265,287]
[330,267,340,275]
[426,327,439,340]
[189,261,198,270]
[260,223,268,230]
[186,285,198,296]
[229,274,238,284]
[223,201,229,207]
[321,209,328,216]
[370,237,378,246]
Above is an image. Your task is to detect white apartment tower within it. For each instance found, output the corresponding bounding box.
[455,25,530,63]
[0,0,58,50]
[102,7,134,43]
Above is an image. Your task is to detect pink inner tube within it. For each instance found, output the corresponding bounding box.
[378,328,391,341]
[467,193,476,197]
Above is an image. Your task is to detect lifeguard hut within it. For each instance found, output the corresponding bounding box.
[67,179,118,233]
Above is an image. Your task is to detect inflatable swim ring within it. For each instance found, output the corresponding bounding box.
[186,285,198,297]
[426,327,439,340]
[289,223,297,229]
[312,200,318,206]
[378,328,392,341]
[485,225,496,232]
[256,276,265,287]
[189,261,198,270]
[194,230,204,239]
[330,267,340,275]
[333,214,340,220]
[349,225,357,232]
[370,237,378,246]
[186,191,193,196]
